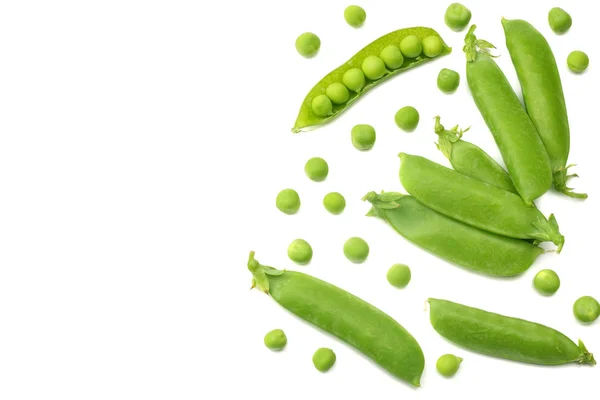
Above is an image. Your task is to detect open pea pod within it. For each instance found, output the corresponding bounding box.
[292,27,451,133]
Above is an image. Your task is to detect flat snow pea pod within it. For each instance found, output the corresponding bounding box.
[433,116,517,193]
[464,25,552,204]
[399,153,565,251]
[502,19,586,199]
[363,192,543,277]
[247,251,425,387]
[428,298,596,366]
[292,27,451,133]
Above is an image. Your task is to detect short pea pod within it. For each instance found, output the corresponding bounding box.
[399,153,565,251]
[502,18,586,199]
[363,192,543,277]
[248,252,425,387]
[464,25,552,204]
[292,27,451,133]
[428,298,596,366]
[433,116,517,193]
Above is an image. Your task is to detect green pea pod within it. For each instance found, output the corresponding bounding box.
[363,192,543,277]
[502,18,587,199]
[464,25,552,205]
[248,252,425,387]
[433,116,517,193]
[292,27,451,133]
[428,298,596,366]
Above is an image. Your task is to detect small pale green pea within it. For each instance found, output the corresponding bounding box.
[295,32,320,58]
[343,237,369,263]
[325,82,350,104]
[343,68,365,92]
[422,36,443,57]
[304,157,329,181]
[395,106,420,132]
[437,68,460,93]
[573,296,600,324]
[344,5,366,28]
[311,94,332,117]
[399,35,422,58]
[351,124,376,150]
[361,55,386,80]
[387,264,411,288]
[264,329,287,351]
[323,192,346,215]
[548,7,572,34]
[287,239,313,264]
[312,348,336,372]
[533,269,560,296]
[276,189,300,214]
[380,45,404,70]
[444,3,472,32]
[567,51,589,73]
[436,354,462,377]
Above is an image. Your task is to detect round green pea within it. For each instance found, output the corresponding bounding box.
[567,51,589,73]
[343,237,369,263]
[437,68,460,93]
[548,7,572,34]
[344,5,366,28]
[264,329,287,351]
[323,192,346,215]
[351,124,376,150]
[422,36,443,58]
[342,68,365,92]
[312,348,336,372]
[325,82,350,104]
[533,269,560,296]
[311,94,332,117]
[379,45,404,70]
[436,354,462,377]
[394,106,419,132]
[304,157,329,181]
[287,239,313,264]
[399,35,422,58]
[295,32,321,58]
[276,189,300,214]
[444,3,472,32]
[387,264,411,288]
[573,296,600,324]
[361,55,386,80]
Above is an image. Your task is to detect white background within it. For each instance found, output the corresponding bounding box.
[0,0,598,399]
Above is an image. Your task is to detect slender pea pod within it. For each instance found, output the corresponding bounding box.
[428,298,596,366]
[363,192,543,277]
[292,27,451,133]
[464,25,552,205]
[433,116,517,193]
[502,18,586,199]
[399,153,564,251]
[247,252,425,387]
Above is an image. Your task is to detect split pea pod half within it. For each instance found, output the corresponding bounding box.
[399,153,565,251]
[428,298,596,366]
[464,25,552,204]
[502,18,587,199]
[247,251,425,387]
[433,116,517,193]
[292,27,451,133]
[363,192,543,277]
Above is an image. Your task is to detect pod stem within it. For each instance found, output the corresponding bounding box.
[433,116,470,160]
[531,215,565,253]
[247,251,284,295]
[553,165,588,199]
[577,340,596,365]
[362,191,405,218]
[463,25,498,62]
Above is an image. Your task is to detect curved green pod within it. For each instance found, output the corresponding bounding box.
[292,27,451,133]
[247,252,424,387]
[363,192,543,277]
[428,298,596,366]
[502,18,586,199]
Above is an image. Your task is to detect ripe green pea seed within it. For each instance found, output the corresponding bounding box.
[395,106,420,132]
[287,239,313,264]
[342,68,365,92]
[444,3,472,32]
[567,51,589,73]
[323,192,346,215]
[344,5,366,28]
[380,45,404,69]
[548,7,572,34]
[361,55,386,80]
[264,329,287,351]
[311,94,332,117]
[304,157,329,181]
[276,189,300,214]
[351,124,376,150]
[325,82,350,104]
[437,68,460,93]
[400,35,422,58]
[343,237,369,263]
[387,264,411,288]
[312,348,336,372]
[436,354,462,377]
[573,296,600,323]
[295,32,321,58]
[533,269,560,296]
[422,36,443,58]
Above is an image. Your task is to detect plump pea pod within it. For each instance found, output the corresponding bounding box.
[502,18,587,199]
[464,25,552,204]
[247,251,424,387]
[292,27,451,133]
[399,153,565,251]
[363,192,543,277]
[428,298,596,366]
[433,116,517,193]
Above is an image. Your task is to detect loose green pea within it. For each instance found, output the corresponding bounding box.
[344,5,366,28]
[567,51,589,73]
[548,7,572,34]
[287,239,313,264]
[422,36,443,57]
[342,68,365,92]
[325,82,350,105]
[573,296,600,324]
[533,269,560,296]
[295,32,321,58]
[264,329,287,351]
[361,55,386,80]
[387,264,411,288]
[400,35,422,58]
[436,354,462,377]
[323,192,346,215]
[276,189,300,214]
[312,348,336,372]
[351,124,376,150]
[437,68,460,93]
[394,106,419,132]
[304,157,329,181]
[380,45,404,69]
[311,94,332,117]
[343,237,369,263]
[444,3,472,32]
